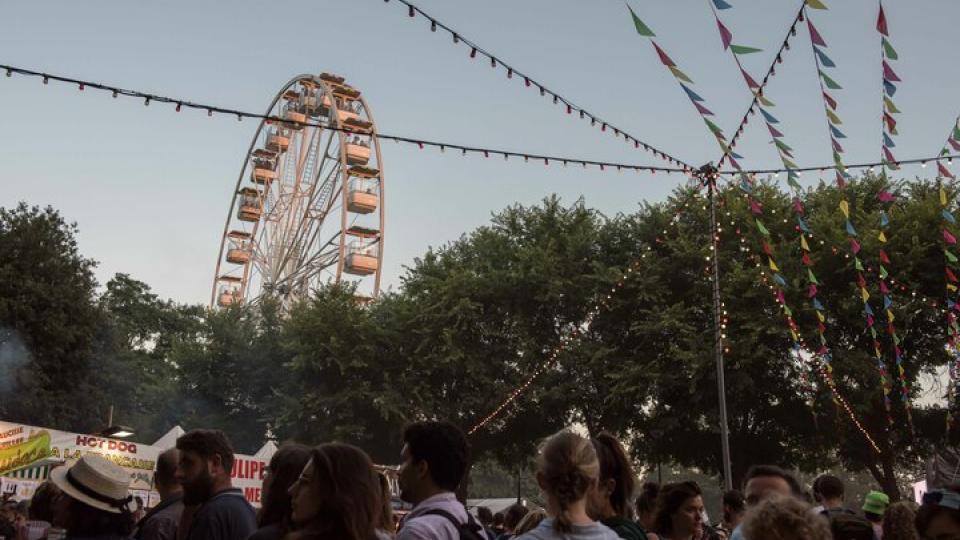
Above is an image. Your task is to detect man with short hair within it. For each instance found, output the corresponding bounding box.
[730,465,803,540]
[476,506,496,540]
[810,474,872,540]
[812,474,846,512]
[135,448,184,540]
[175,429,256,540]
[397,421,478,540]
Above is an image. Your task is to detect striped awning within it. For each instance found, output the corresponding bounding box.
[5,458,63,480]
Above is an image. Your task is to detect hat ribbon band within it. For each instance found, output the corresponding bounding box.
[66,468,132,510]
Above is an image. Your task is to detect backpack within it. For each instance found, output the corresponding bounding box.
[422,509,489,540]
[822,508,874,540]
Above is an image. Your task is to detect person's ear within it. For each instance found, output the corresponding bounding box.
[211,454,224,474]
[415,459,429,480]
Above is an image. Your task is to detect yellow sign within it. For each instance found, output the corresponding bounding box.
[0,431,51,476]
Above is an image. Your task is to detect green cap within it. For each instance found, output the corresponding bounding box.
[862,490,890,515]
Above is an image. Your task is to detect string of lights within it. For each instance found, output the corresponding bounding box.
[468,183,708,434]
[717,0,808,169]
[381,0,695,170]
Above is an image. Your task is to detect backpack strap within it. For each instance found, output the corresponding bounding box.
[421,509,483,531]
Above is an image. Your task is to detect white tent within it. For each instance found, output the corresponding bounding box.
[151,425,185,449]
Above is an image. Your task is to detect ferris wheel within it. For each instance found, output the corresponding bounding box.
[211,73,385,309]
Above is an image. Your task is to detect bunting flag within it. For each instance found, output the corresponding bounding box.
[626,7,730,157]
[942,183,960,435]
[808,0,893,426]
[936,116,959,180]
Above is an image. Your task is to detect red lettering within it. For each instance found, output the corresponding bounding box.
[108,441,117,451]
[243,487,261,504]
[128,444,137,453]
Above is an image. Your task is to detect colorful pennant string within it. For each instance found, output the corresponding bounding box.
[941,182,960,435]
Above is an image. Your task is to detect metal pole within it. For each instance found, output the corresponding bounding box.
[703,165,733,491]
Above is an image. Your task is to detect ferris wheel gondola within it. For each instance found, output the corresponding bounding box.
[211,73,385,309]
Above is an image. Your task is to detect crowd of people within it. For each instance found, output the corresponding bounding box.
[2,423,958,540]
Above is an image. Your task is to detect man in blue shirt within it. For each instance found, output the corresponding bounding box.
[175,429,256,540]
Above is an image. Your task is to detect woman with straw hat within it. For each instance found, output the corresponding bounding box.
[49,454,135,539]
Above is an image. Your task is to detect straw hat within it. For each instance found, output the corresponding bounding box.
[50,454,134,514]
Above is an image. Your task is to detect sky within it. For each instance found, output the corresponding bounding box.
[2,0,958,305]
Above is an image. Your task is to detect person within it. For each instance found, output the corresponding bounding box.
[135,448,184,540]
[248,443,312,540]
[498,504,529,540]
[714,490,744,540]
[476,507,496,540]
[397,421,479,540]
[810,475,871,540]
[729,465,802,540]
[881,501,918,540]
[647,482,704,540]
[587,433,646,540]
[49,454,136,539]
[515,510,547,536]
[917,487,960,539]
[863,491,890,540]
[20,480,59,540]
[378,472,396,537]
[514,430,619,540]
[740,496,831,540]
[176,429,256,540]
[636,483,659,534]
[286,443,382,540]
[493,513,506,538]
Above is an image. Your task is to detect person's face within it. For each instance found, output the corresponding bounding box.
[289,459,322,525]
[176,450,216,505]
[398,444,425,504]
[671,495,704,538]
[744,476,792,507]
[586,478,615,519]
[924,512,960,540]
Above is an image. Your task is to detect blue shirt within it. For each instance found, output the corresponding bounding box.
[185,488,256,540]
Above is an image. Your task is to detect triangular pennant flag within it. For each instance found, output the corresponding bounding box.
[704,118,724,135]
[782,158,798,169]
[884,96,900,114]
[847,220,858,236]
[807,20,828,49]
[750,199,764,215]
[760,108,779,124]
[884,79,897,96]
[883,132,895,147]
[627,5,657,37]
[762,242,773,256]
[731,151,744,160]
[768,124,784,138]
[882,37,898,59]
[836,171,846,190]
[756,220,770,236]
[774,139,793,152]
[730,44,763,55]
[850,238,861,253]
[808,269,820,285]
[758,94,775,107]
[939,162,955,179]
[823,92,837,110]
[806,0,828,9]
[798,217,811,233]
[883,146,897,165]
[942,187,950,207]
[769,258,780,272]
[839,199,850,217]
[884,295,893,310]
[713,0,733,8]
[800,235,811,251]
[826,109,843,125]
[950,138,960,151]
[880,280,890,294]
[879,249,890,264]
[882,61,901,82]
[741,69,760,89]
[813,298,825,311]
[879,230,887,243]
[830,124,846,139]
[821,71,842,90]
[880,210,890,228]
[884,113,897,133]
[681,83,704,102]
[793,198,805,214]
[887,310,895,323]
[652,41,676,67]
[944,209,957,224]
[809,284,818,298]
[879,264,889,278]
[787,176,802,190]
[864,298,873,314]
[716,18,733,50]
[954,126,960,140]
[774,273,786,287]
[877,4,889,36]
[947,249,959,263]
[878,190,896,203]
[814,46,836,67]
[833,138,844,153]
[946,229,958,245]
[669,66,694,83]
[862,288,871,302]
[948,267,959,282]
[694,101,715,116]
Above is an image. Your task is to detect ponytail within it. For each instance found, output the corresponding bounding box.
[536,431,599,533]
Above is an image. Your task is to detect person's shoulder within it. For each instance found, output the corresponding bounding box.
[246,523,282,540]
[591,521,621,540]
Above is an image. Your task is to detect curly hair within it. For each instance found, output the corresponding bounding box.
[653,482,701,537]
[537,430,599,533]
[741,496,831,540]
[882,501,918,540]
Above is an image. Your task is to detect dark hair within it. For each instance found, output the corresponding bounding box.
[155,448,179,489]
[493,512,505,527]
[294,443,380,540]
[64,497,133,537]
[636,482,660,516]
[743,465,803,497]
[477,506,494,526]
[653,482,702,537]
[537,430,599,533]
[377,472,395,533]
[29,481,60,522]
[402,421,469,492]
[591,432,637,519]
[722,490,745,522]
[812,474,844,501]
[259,443,312,531]
[504,503,529,530]
[176,429,236,474]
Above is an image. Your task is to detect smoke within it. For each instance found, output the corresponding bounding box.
[0,327,31,395]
